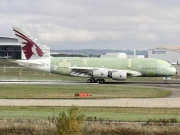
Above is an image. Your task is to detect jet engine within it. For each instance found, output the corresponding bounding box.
[91,69,108,78]
[111,70,127,80]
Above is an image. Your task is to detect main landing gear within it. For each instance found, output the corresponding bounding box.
[87,78,105,84]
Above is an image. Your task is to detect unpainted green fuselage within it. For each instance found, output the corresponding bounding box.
[50,57,176,77]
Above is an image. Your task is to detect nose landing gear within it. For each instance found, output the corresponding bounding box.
[163,77,171,84]
[164,80,168,84]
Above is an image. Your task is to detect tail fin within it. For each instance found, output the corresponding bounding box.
[12,27,50,60]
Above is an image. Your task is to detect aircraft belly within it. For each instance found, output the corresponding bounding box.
[51,68,71,76]
[146,70,156,76]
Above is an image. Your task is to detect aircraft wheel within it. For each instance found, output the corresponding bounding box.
[164,80,168,84]
[101,79,105,83]
[99,79,105,84]
[87,79,92,83]
[92,78,96,83]
[96,79,100,83]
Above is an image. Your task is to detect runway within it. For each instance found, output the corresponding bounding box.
[0,79,179,86]
[0,79,179,108]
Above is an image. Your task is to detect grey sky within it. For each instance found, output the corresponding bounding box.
[0,0,180,50]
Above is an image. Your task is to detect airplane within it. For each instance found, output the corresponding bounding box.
[12,27,178,84]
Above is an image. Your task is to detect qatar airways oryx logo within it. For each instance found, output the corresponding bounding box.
[13,29,44,60]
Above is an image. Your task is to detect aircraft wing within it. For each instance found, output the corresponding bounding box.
[126,70,142,77]
[68,67,142,77]
[68,67,101,77]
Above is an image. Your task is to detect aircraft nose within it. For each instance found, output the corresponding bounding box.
[171,67,177,75]
[173,67,178,75]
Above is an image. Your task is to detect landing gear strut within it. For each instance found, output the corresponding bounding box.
[87,78,95,83]
[96,79,105,84]
[87,78,105,84]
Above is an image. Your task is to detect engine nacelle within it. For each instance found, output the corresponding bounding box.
[111,70,127,80]
[92,69,108,78]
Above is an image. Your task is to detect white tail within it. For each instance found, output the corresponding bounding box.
[13,27,50,60]
[12,27,51,72]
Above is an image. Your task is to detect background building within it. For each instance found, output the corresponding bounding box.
[100,50,145,58]
[148,46,180,64]
[0,37,22,59]
[101,53,127,58]
[0,37,50,59]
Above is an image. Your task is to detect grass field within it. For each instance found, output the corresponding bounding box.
[0,59,177,124]
[0,60,171,99]
[0,106,180,122]
[0,84,169,99]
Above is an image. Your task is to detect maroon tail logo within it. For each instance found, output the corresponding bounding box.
[13,29,44,60]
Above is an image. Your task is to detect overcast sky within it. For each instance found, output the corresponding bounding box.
[1,0,180,50]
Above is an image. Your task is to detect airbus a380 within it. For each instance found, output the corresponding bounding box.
[12,27,177,83]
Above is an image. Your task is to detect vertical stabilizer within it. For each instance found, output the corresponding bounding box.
[13,27,50,60]
[13,27,51,72]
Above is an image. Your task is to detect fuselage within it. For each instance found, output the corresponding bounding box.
[50,57,176,77]
[13,27,177,82]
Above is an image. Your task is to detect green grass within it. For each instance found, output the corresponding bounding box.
[0,60,171,99]
[0,106,180,122]
[0,84,169,99]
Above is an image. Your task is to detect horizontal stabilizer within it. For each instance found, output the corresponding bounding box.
[16,60,45,66]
